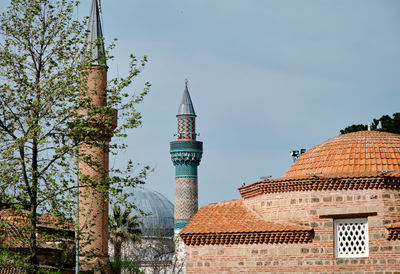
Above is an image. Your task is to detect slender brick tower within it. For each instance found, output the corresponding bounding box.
[170,80,203,232]
[78,0,113,271]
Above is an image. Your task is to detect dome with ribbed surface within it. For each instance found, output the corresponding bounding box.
[285,131,400,178]
[129,187,174,237]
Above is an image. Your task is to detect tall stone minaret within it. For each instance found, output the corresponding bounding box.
[78,0,114,271]
[170,80,203,232]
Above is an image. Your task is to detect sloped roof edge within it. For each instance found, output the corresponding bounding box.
[239,171,400,199]
[180,200,313,246]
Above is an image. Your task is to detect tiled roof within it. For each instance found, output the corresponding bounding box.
[386,222,400,240]
[0,209,73,230]
[239,172,400,198]
[285,131,400,178]
[179,200,313,246]
[0,209,74,249]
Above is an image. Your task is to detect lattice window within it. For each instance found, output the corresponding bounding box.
[334,218,369,258]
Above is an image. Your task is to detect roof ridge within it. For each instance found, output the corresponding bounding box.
[205,199,242,207]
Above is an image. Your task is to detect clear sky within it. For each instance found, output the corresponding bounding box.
[2,0,400,207]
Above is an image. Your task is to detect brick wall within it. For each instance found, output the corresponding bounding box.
[186,242,400,273]
[244,189,400,226]
[78,66,111,269]
[185,189,400,273]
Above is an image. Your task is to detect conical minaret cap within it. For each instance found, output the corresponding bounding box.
[177,80,196,116]
[86,0,106,66]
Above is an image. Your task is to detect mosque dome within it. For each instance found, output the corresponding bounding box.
[284,131,400,178]
[130,187,174,237]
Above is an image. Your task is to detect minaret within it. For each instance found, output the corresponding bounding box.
[78,0,113,271]
[170,80,203,232]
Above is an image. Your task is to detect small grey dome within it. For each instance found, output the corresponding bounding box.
[129,187,174,237]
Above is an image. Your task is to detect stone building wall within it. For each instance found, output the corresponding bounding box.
[243,189,400,226]
[185,240,400,273]
[184,189,400,273]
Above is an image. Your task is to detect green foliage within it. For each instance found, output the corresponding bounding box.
[340,112,400,135]
[340,124,368,134]
[0,0,150,272]
[109,204,143,274]
[111,260,143,274]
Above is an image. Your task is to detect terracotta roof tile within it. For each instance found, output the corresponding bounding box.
[0,209,74,249]
[0,209,73,229]
[285,131,400,178]
[180,200,310,235]
[179,200,313,246]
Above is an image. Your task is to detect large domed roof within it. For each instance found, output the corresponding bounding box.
[285,131,400,178]
[129,187,174,237]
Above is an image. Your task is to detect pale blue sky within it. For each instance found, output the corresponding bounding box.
[98,0,400,207]
[2,0,400,207]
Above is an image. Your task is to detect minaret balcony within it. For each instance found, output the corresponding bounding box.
[170,151,202,166]
[170,140,203,152]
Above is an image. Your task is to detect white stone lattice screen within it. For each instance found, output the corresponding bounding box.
[334,218,369,258]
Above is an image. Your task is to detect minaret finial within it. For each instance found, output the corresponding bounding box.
[86,0,106,65]
[177,79,195,116]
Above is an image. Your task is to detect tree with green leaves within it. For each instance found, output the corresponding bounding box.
[340,112,400,135]
[0,0,150,272]
[109,205,143,274]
